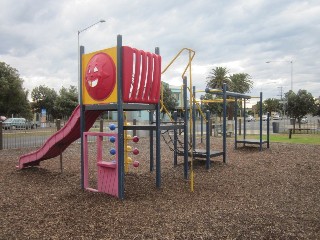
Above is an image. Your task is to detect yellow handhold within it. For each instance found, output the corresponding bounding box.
[126,157,132,163]
[126,146,132,151]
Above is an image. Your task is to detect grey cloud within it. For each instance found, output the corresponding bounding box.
[0,0,319,101]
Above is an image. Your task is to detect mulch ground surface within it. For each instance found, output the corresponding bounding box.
[1,137,320,239]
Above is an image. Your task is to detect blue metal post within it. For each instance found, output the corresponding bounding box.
[149,110,154,171]
[206,111,210,169]
[173,111,178,166]
[234,98,238,149]
[183,76,188,179]
[243,97,247,143]
[80,45,85,189]
[259,92,263,152]
[155,47,161,188]
[117,35,125,200]
[267,112,270,149]
[263,92,270,149]
[222,83,227,163]
[200,100,203,144]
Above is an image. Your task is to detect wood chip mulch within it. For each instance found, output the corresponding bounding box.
[1,137,319,239]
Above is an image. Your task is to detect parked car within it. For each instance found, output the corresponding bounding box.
[262,115,269,121]
[301,116,308,124]
[247,115,256,122]
[272,114,282,120]
[2,118,36,130]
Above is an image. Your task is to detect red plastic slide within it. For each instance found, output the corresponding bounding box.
[18,105,102,169]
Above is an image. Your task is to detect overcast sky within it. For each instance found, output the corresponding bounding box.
[1,0,319,105]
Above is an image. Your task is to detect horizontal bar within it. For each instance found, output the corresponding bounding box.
[123,124,184,131]
[205,88,251,99]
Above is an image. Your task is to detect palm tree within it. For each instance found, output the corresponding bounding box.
[229,73,253,93]
[206,67,231,89]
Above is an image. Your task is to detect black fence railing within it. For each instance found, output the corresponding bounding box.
[0,120,121,150]
[1,118,320,150]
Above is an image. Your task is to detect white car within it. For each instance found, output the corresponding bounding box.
[272,114,282,120]
[262,115,269,121]
[247,115,256,122]
[2,118,35,130]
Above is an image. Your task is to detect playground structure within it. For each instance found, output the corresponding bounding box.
[18,35,184,200]
[234,92,270,151]
[17,34,269,200]
[205,85,270,151]
[165,81,270,172]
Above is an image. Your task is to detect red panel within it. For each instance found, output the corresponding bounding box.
[122,46,133,101]
[144,52,153,101]
[152,54,161,102]
[137,50,147,101]
[131,48,141,99]
[122,46,161,103]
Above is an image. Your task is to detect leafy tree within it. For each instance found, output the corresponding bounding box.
[314,97,320,117]
[0,62,32,119]
[285,90,316,128]
[31,85,58,120]
[206,68,253,120]
[161,82,178,115]
[229,73,253,93]
[229,73,253,120]
[206,67,231,89]
[263,98,281,114]
[201,93,223,120]
[252,101,265,117]
[54,86,78,119]
[206,67,229,119]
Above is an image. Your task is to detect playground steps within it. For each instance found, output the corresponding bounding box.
[97,161,117,168]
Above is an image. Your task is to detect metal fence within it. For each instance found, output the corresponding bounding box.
[1,118,320,150]
[1,127,56,149]
[0,120,117,150]
[194,118,320,136]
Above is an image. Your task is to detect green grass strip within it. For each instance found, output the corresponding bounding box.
[243,133,320,145]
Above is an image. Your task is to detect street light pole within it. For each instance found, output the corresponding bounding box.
[77,19,106,103]
[266,60,293,92]
[290,60,293,91]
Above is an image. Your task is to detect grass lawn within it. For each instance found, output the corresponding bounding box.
[245,133,320,145]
